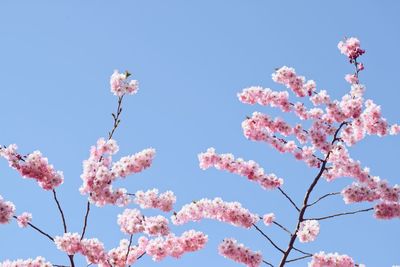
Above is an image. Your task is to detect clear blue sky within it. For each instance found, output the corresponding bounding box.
[0,1,399,266]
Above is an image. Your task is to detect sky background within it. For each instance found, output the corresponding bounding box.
[0,1,399,266]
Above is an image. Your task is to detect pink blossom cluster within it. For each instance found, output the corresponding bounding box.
[133,188,176,212]
[374,201,400,219]
[110,70,139,97]
[145,230,207,261]
[198,147,283,190]
[342,179,399,204]
[0,195,15,224]
[172,197,259,228]
[310,90,331,106]
[79,138,155,206]
[54,233,108,264]
[237,86,291,112]
[117,208,170,236]
[272,66,316,97]
[338,37,365,62]
[262,213,275,226]
[107,237,147,266]
[0,145,64,190]
[16,212,32,228]
[297,220,320,243]
[0,257,53,267]
[309,251,355,267]
[218,238,262,267]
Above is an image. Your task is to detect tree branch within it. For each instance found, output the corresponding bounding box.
[307,192,340,207]
[286,254,312,263]
[277,187,300,212]
[52,189,67,233]
[80,201,90,240]
[308,207,373,221]
[252,223,284,253]
[13,216,54,242]
[125,234,133,265]
[273,221,292,236]
[263,259,275,267]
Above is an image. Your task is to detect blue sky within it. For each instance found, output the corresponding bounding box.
[0,1,399,266]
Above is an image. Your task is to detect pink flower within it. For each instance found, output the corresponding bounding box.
[198,147,283,190]
[218,238,262,267]
[110,70,139,97]
[0,195,15,224]
[297,220,320,243]
[107,238,147,266]
[338,37,365,61]
[262,213,275,226]
[237,86,291,112]
[16,212,32,228]
[117,209,145,235]
[309,251,355,267]
[134,189,176,212]
[272,66,313,97]
[374,201,400,219]
[81,238,108,264]
[0,257,52,267]
[54,232,82,255]
[345,74,359,84]
[172,197,259,228]
[0,145,64,190]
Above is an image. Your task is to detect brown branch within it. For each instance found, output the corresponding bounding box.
[52,189,67,233]
[307,192,341,207]
[292,247,312,256]
[308,207,373,221]
[80,201,90,240]
[263,259,275,267]
[125,234,133,265]
[13,216,54,241]
[277,187,300,212]
[252,223,284,254]
[286,254,312,263]
[278,121,348,267]
[273,221,292,236]
[137,252,146,260]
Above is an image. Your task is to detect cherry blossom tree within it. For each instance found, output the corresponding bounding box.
[173,37,399,267]
[0,71,207,267]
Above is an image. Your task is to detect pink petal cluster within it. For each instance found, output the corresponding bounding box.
[237,86,291,112]
[0,195,15,224]
[107,237,147,267]
[309,251,355,267]
[0,257,52,267]
[133,188,176,212]
[272,66,316,97]
[110,70,139,97]
[218,238,262,267]
[16,212,32,228]
[262,213,275,226]
[342,179,399,204]
[55,233,108,264]
[172,197,259,228]
[145,230,207,261]
[374,201,400,219]
[198,147,283,190]
[297,220,320,243]
[310,90,331,106]
[338,37,365,61]
[0,145,64,190]
[80,138,155,206]
[117,208,170,236]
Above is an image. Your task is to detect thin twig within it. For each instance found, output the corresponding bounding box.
[137,252,146,260]
[252,223,284,253]
[286,254,312,263]
[307,192,340,207]
[125,234,133,265]
[263,259,275,267]
[80,201,90,240]
[13,216,54,241]
[308,207,373,221]
[273,221,292,236]
[52,189,67,233]
[292,247,312,256]
[277,187,300,212]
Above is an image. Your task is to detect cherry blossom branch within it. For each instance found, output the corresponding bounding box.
[52,189,68,233]
[125,234,133,265]
[273,221,292,236]
[81,95,125,240]
[307,192,340,207]
[137,252,146,260]
[13,216,54,241]
[278,121,348,267]
[308,207,373,221]
[292,247,312,256]
[277,187,300,212]
[262,259,275,267]
[252,223,284,253]
[286,254,312,263]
